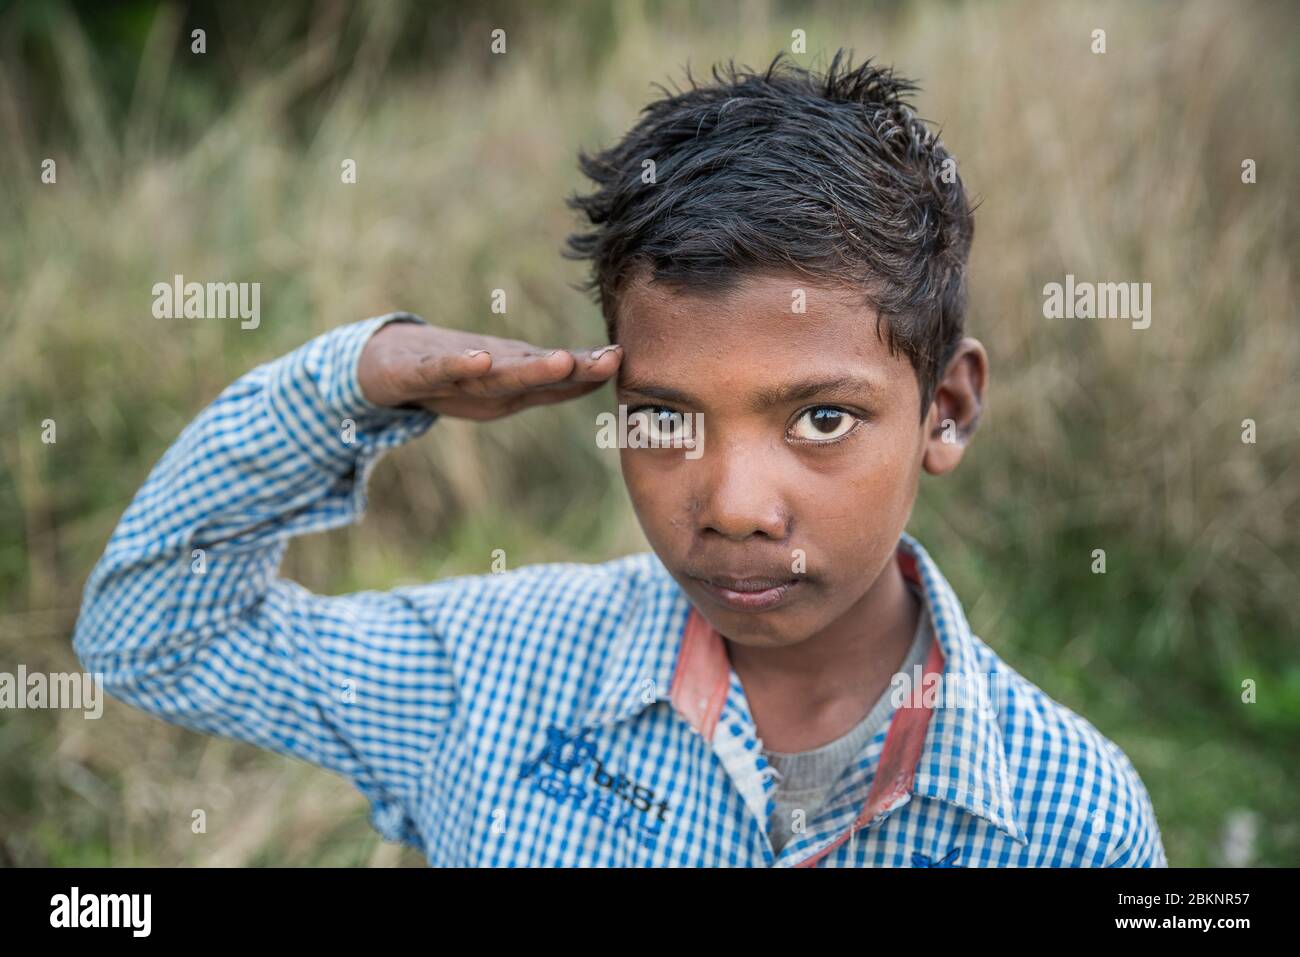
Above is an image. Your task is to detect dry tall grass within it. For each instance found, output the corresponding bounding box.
[1,0,1296,865]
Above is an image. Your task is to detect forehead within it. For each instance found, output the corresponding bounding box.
[614,271,910,392]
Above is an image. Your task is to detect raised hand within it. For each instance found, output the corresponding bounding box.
[358,321,622,420]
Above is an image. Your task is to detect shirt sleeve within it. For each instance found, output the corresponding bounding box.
[1102,758,1169,867]
[72,312,452,849]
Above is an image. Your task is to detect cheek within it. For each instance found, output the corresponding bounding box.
[857,419,923,494]
[618,449,644,502]
[853,445,916,507]
[798,431,919,556]
[619,451,677,535]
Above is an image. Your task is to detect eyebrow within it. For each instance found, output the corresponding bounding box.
[618,374,885,412]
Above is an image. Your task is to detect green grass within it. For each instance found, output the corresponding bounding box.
[1,0,1297,866]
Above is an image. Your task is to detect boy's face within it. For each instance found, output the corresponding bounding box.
[614,270,979,649]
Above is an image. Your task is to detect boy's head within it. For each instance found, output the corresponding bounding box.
[566,51,987,649]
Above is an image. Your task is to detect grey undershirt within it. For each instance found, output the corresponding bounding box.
[762,597,932,854]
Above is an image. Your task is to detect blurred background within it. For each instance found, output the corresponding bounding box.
[0,0,1296,867]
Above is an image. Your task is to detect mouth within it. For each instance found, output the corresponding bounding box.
[687,573,803,612]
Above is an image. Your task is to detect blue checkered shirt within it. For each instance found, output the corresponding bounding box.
[73,315,1168,867]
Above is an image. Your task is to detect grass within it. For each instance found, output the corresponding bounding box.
[1,0,1296,866]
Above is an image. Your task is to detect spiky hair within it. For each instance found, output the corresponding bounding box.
[565,49,975,413]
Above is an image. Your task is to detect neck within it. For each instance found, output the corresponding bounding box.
[726,555,921,752]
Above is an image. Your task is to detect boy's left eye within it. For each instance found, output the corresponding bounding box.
[790,406,860,442]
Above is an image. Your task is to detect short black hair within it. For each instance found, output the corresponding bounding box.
[564,49,975,415]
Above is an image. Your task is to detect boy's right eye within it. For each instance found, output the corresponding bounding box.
[627,406,688,442]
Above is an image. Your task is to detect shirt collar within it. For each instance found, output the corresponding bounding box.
[899,532,1029,845]
[576,533,1028,847]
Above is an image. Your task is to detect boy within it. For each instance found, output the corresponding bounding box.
[74,52,1166,867]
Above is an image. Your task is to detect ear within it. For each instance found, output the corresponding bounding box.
[922,338,988,475]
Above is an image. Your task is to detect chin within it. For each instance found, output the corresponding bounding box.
[688,595,814,647]
[718,627,805,649]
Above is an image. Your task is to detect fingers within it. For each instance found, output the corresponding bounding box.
[410,348,495,390]
[433,344,622,398]
[562,344,623,384]
[510,344,623,390]
[501,379,607,414]
[413,378,609,420]
[475,349,579,393]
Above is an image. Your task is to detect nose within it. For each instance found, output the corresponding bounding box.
[691,434,790,542]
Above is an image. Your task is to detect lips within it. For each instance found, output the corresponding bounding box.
[687,571,803,612]
[698,573,792,591]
